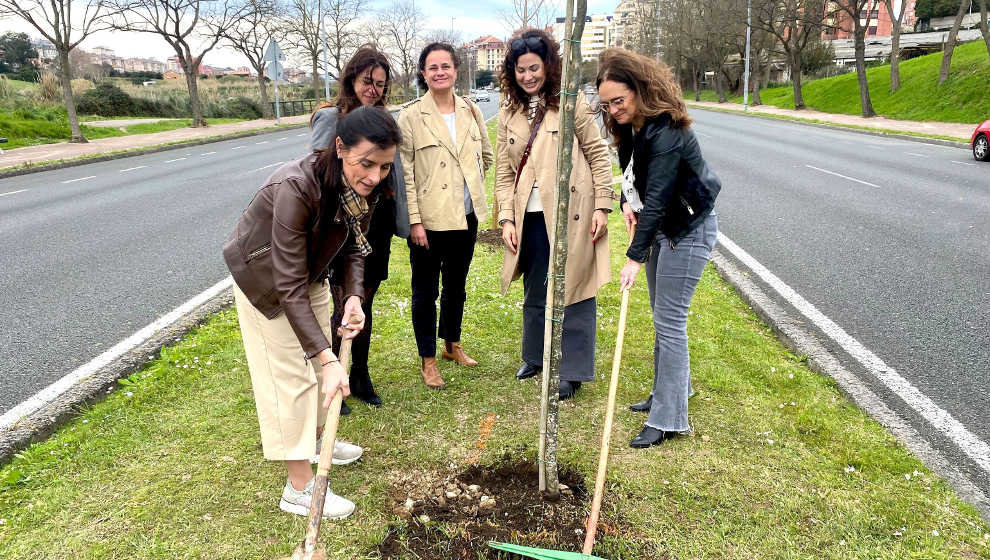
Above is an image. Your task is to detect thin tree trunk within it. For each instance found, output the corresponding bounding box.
[938,0,971,85]
[692,64,699,100]
[184,68,206,127]
[258,74,273,119]
[979,0,990,57]
[852,18,875,117]
[58,49,86,144]
[790,50,805,109]
[539,0,586,501]
[884,0,906,91]
[312,57,320,98]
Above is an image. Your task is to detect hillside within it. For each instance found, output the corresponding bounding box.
[707,40,990,124]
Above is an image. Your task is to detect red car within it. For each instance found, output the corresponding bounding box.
[973,119,990,161]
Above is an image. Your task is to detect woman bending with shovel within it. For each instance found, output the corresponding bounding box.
[597,49,722,448]
[223,106,402,518]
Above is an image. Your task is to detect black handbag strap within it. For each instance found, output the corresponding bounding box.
[512,110,547,194]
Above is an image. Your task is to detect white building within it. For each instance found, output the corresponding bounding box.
[552,13,615,61]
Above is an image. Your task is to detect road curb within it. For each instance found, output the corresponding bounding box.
[709,248,990,523]
[0,124,308,180]
[687,104,971,150]
[0,289,234,466]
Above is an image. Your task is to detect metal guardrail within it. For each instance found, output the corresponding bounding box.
[270,98,319,117]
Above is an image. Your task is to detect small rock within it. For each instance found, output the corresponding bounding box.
[405,498,415,510]
[393,506,411,519]
[458,492,472,503]
[436,496,447,508]
[557,483,569,492]
[561,487,573,496]
[418,514,430,524]
[468,484,481,493]
[479,499,496,513]
[464,505,479,516]
[445,490,458,499]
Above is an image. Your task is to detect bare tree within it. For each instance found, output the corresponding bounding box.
[938,0,971,85]
[752,0,826,110]
[627,0,662,58]
[111,0,244,127]
[0,0,111,142]
[378,0,422,99]
[828,0,876,117]
[882,0,909,91]
[220,0,284,119]
[285,0,322,95]
[498,0,559,35]
[321,0,366,84]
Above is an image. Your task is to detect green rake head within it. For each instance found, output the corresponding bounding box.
[487,541,607,560]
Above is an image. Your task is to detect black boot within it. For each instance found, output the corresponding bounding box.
[349,367,382,407]
[559,380,582,400]
[629,396,652,412]
[629,426,672,448]
[515,362,541,380]
[339,400,351,416]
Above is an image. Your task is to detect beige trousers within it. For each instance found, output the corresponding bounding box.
[233,280,331,461]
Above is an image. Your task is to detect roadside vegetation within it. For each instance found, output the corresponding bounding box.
[689,41,990,124]
[1,121,987,559]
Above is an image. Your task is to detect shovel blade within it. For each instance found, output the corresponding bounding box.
[488,541,606,560]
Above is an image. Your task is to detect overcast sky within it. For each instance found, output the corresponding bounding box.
[1,0,617,69]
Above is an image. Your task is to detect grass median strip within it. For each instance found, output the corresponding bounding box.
[1,121,987,559]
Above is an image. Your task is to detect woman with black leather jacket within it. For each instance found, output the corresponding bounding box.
[596,48,721,449]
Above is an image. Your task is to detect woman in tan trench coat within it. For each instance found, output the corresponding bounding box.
[495,29,614,400]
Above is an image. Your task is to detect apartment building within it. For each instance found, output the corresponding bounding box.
[552,13,615,61]
[824,0,917,39]
[464,35,506,74]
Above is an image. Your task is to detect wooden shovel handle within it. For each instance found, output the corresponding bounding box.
[302,331,353,550]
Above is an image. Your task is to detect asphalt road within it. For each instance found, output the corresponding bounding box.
[0,95,501,416]
[691,108,989,495]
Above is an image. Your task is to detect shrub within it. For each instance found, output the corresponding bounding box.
[205,95,261,119]
[0,75,10,100]
[71,78,95,96]
[39,72,60,102]
[77,83,136,116]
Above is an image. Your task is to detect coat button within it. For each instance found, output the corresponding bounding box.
[443,184,448,189]
[573,214,579,220]
[570,186,576,192]
[509,138,515,144]
[440,161,446,167]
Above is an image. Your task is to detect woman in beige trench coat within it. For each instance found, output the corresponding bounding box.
[494,29,615,400]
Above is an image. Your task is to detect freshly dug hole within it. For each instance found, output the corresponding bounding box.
[379,458,588,559]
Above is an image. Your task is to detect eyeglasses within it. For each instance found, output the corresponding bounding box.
[597,96,626,113]
[361,77,387,90]
[511,36,546,55]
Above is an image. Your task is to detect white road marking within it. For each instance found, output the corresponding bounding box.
[805,164,881,189]
[278,137,288,141]
[0,189,28,197]
[61,176,96,184]
[253,161,284,172]
[717,233,990,477]
[0,277,234,432]
[164,157,187,163]
[256,140,269,144]
[119,165,147,173]
[905,152,928,158]
[296,133,306,137]
[952,160,977,166]
[201,151,217,156]
[231,145,246,150]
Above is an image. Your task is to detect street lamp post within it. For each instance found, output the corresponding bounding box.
[743,0,751,111]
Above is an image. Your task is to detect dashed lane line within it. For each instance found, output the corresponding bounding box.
[60,176,96,184]
[0,189,28,197]
[805,164,881,189]
[252,161,284,172]
[164,157,187,163]
[119,165,147,173]
[231,146,246,150]
[201,151,217,156]
[905,152,929,158]
[278,137,289,141]
[952,160,977,166]
[256,140,269,144]
[717,233,990,477]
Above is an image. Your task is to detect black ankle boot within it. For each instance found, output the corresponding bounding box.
[349,368,382,407]
[515,362,541,380]
[629,426,672,448]
[559,380,582,400]
[629,396,652,412]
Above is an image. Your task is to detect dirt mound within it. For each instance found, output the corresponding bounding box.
[477,227,504,247]
[379,458,588,559]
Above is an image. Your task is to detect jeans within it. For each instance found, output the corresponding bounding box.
[408,212,478,357]
[519,212,597,382]
[643,213,718,432]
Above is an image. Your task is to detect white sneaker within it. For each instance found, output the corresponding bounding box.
[311,438,364,465]
[279,477,355,519]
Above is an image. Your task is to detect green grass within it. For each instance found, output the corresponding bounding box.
[122,117,244,134]
[689,40,990,123]
[1,121,988,559]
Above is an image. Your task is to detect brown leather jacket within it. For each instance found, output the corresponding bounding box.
[223,153,373,358]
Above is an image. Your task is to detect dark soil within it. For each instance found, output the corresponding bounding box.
[477,227,503,247]
[378,458,589,559]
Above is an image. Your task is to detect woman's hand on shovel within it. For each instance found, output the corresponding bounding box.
[320,359,350,408]
[338,295,365,338]
[619,258,641,291]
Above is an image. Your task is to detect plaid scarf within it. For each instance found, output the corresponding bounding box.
[338,175,372,257]
[527,94,545,127]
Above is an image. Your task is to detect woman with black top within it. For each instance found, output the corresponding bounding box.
[596,48,721,448]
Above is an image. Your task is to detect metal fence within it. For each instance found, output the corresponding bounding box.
[270,98,319,117]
